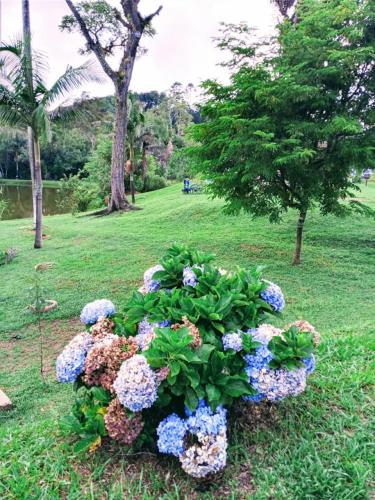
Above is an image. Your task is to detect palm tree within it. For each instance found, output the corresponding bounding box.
[0,41,100,247]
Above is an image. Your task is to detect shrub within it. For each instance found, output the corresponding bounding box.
[56,244,318,479]
[58,176,104,214]
[142,174,167,192]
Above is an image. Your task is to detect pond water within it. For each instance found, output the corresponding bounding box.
[0,184,66,220]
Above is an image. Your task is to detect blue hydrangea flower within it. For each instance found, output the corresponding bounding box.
[186,401,227,436]
[260,280,285,313]
[222,332,243,352]
[243,333,308,402]
[113,354,158,412]
[303,354,316,375]
[183,266,198,287]
[144,265,164,293]
[56,332,94,383]
[157,413,187,457]
[80,299,116,325]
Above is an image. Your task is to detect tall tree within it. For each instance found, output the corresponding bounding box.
[22,0,37,228]
[191,0,375,264]
[0,41,99,247]
[61,0,162,212]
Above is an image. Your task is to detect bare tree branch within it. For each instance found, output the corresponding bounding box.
[143,5,163,25]
[65,0,116,81]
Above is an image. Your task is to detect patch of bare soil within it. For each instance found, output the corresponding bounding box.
[0,318,82,375]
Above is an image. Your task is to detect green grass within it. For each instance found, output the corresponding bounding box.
[0,183,374,498]
[0,179,60,188]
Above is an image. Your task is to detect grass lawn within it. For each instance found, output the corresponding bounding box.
[0,182,374,498]
[0,179,60,188]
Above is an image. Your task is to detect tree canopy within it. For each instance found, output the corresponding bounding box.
[190,0,375,264]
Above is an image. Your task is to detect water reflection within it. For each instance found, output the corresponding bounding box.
[1,184,66,220]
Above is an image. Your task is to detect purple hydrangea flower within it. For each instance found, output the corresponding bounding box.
[222,332,243,352]
[260,280,285,313]
[183,266,198,287]
[144,264,164,293]
[113,354,158,412]
[243,326,308,402]
[80,299,116,325]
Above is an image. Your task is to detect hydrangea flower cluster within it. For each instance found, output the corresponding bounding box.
[157,413,187,457]
[56,332,94,383]
[243,325,315,402]
[57,246,318,480]
[222,332,243,352]
[80,299,116,325]
[157,402,228,478]
[180,431,227,479]
[260,281,285,313]
[143,264,164,293]
[113,355,159,412]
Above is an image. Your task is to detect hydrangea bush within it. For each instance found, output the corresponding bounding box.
[57,244,319,478]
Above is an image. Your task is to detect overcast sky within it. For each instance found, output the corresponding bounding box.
[2,0,279,98]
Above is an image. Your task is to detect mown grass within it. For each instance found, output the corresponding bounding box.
[0,182,374,499]
[0,179,60,188]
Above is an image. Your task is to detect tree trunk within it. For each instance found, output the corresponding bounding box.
[22,1,37,229]
[28,126,37,228]
[141,142,148,182]
[129,146,136,204]
[108,90,131,212]
[33,136,43,249]
[292,210,307,265]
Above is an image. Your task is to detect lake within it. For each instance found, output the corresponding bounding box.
[0,184,66,220]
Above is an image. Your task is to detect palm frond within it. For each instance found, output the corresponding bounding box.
[45,61,104,107]
[49,100,94,125]
[0,105,28,128]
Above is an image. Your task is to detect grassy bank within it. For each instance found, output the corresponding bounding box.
[0,183,374,498]
[0,179,60,188]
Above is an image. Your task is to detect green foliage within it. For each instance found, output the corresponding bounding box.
[124,244,270,337]
[142,174,167,192]
[118,243,274,411]
[143,326,257,410]
[58,176,103,214]
[268,326,314,370]
[167,149,192,180]
[0,41,100,141]
[59,385,111,453]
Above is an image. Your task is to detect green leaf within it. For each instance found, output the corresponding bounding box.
[73,435,98,453]
[185,387,199,410]
[206,383,221,404]
[195,343,216,363]
[224,379,252,397]
[59,415,82,435]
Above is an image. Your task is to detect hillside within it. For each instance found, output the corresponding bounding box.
[0,183,374,498]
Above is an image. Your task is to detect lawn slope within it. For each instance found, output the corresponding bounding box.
[0,183,374,498]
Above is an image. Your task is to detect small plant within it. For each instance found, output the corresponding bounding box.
[29,263,56,381]
[0,248,17,266]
